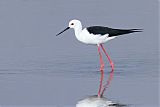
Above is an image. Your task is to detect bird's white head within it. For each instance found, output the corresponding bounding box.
[68,19,82,29]
[56,19,82,36]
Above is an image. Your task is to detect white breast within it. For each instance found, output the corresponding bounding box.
[76,28,110,45]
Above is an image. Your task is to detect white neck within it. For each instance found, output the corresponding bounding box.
[74,24,82,37]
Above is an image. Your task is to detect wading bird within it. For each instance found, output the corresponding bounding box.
[56,19,142,97]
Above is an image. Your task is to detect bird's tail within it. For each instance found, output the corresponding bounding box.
[129,29,143,33]
[108,28,143,37]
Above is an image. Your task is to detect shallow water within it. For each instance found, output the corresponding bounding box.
[0,0,159,107]
[0,51,158,107]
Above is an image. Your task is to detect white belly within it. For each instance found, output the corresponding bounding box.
[75,29,116,45]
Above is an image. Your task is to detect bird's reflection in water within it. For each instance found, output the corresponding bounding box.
[76,95,127,107]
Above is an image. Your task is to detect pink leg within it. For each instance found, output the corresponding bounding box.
[100,44,114,70]
[100,44,114,96]
[97,45,104,98]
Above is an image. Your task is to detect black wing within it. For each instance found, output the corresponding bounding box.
[87,26,142,37]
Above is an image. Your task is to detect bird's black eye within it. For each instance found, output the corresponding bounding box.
[71,23,74,25]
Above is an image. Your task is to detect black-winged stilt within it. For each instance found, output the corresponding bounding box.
[56,19,142,98]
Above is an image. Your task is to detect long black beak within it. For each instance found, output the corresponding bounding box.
[56,27,70,36]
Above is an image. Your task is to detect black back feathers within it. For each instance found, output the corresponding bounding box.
[87,26,142,37]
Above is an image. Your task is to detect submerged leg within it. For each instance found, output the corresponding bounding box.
[100,44,114,96]
[101,69,114,96]
[97,45,104,98]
